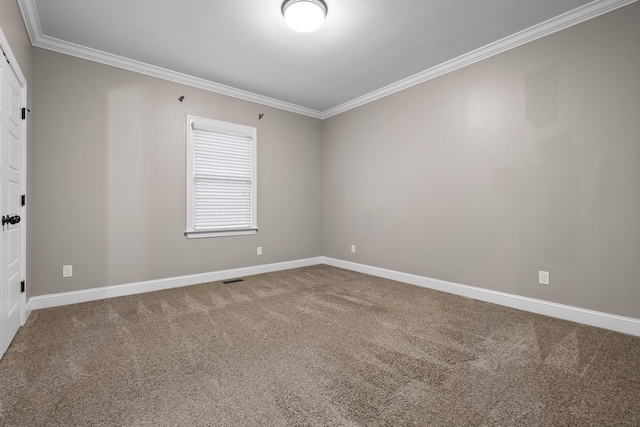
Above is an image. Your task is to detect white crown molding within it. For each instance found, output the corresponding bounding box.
[322,257,640,337]
[29,257,323,310]
[320,0,638,119]
[16,0,39,47]
[18,0,638,120]
[17,1,323,120]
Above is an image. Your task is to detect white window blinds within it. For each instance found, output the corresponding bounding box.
[186,116,257,238]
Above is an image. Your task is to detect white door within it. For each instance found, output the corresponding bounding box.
[0,47,24,357]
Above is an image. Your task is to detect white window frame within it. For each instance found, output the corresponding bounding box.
[185,115,257,239]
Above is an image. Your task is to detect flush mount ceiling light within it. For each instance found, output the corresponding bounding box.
[282,0,328,33]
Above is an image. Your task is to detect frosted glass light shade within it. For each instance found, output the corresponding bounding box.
[282,0,327,33]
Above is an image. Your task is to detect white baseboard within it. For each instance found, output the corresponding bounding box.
[25,255,640,337]
[24,298,33,323]
[322,257,640,337]
[29,257,323,311]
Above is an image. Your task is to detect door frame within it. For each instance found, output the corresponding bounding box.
[0,25,28,331]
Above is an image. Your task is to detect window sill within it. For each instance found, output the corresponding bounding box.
[185,228,257,239]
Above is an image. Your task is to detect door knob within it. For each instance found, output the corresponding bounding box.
[2,215,20,226]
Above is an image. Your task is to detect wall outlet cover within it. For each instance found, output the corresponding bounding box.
[539,271,550,285]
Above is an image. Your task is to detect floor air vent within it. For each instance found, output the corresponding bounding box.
[223,279,244,284]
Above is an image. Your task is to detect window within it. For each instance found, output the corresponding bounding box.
[185,115,257,238]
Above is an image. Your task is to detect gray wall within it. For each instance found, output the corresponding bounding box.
[31,48,323,297]
[322,3,640,319]
[19,2,640,321]
[0,1,31,82]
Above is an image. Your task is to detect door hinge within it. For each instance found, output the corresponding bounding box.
[22,108,28,120]
[21,281,25,293]
[21,195,25,206]
[2,51,9,65]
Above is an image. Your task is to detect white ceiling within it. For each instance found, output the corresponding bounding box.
[18,0,633,118]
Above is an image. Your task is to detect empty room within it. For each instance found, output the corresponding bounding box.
[0,0,639,425]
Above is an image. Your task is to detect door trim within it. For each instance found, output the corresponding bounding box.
[0,25,28,331]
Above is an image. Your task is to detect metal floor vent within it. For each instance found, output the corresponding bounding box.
[223,279,244,285]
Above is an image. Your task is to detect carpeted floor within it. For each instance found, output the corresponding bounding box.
[0,265,638,426]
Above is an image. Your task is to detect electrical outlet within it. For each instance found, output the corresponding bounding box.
[539,271,550,285]
[351,245,356,253]
[63,265,73,278]
[257,246,262,256]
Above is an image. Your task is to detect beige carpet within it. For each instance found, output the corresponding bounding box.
[1,265,638,426]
